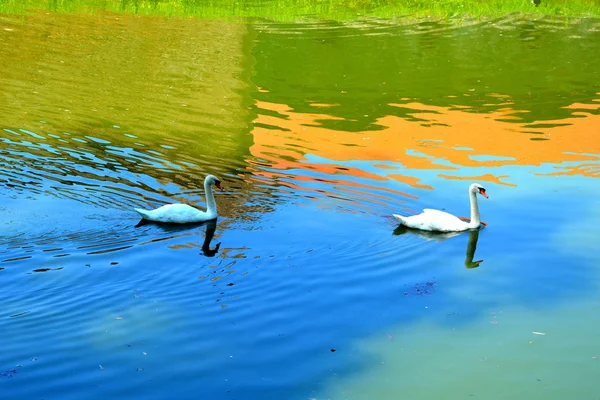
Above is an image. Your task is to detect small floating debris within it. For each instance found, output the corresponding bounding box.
[0,369,18,378]
[532,331,546,335]
[404,280,436,296]
[9,311,30,318]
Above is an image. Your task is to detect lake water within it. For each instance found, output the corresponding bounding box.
[1,9,599,400]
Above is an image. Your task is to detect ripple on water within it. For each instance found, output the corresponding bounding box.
[1,10,598,399]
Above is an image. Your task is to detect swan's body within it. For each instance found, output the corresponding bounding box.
[134,175,223,224]
[393,183,488,232]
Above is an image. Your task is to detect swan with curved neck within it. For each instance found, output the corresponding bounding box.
[134,175,223,224]
[393,183,488,232]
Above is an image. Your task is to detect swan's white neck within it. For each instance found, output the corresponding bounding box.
[204,179,217,218]
[467,189,481,229]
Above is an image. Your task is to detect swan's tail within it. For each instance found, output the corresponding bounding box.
[134,208,151,220]
[392,214,406,225]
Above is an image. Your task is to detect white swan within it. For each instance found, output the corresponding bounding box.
[393,183,488,232]
[134,175,223,224]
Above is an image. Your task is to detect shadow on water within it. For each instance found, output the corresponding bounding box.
[135,218,221,257]
[393,225,483,269]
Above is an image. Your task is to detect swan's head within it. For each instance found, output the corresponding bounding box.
[205,174,224,191]
[470,183,488,198]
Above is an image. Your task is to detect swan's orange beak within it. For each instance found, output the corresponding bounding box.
[215,182,224,191]
[479,188,489,198]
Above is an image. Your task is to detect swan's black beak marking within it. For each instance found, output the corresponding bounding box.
[479,188,489,199]
[215,181,224,191]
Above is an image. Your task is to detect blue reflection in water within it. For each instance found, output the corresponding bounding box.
[1,122,598,400]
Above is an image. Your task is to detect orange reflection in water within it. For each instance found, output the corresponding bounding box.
[250,98,600,191]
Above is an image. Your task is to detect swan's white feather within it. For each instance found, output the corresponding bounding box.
[134,204,215,224]
[393,209,468,232]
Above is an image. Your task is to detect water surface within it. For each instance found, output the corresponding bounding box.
[1,10,599,400]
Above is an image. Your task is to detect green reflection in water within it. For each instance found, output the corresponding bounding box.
[251,17,600,128]
[0,12,257,207]
[322,301,600,399]
[1,0,599,19]
[247,18,599,192]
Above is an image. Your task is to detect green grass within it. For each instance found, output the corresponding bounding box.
[0,0,599,20]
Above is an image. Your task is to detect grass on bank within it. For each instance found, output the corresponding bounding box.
[0,0,599,20]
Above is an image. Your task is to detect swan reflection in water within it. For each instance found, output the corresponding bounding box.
[393,225,483,269]
[200,219,220,257]
[135,218,221,257]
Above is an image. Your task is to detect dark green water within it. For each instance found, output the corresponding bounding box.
[1,10,599,400]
